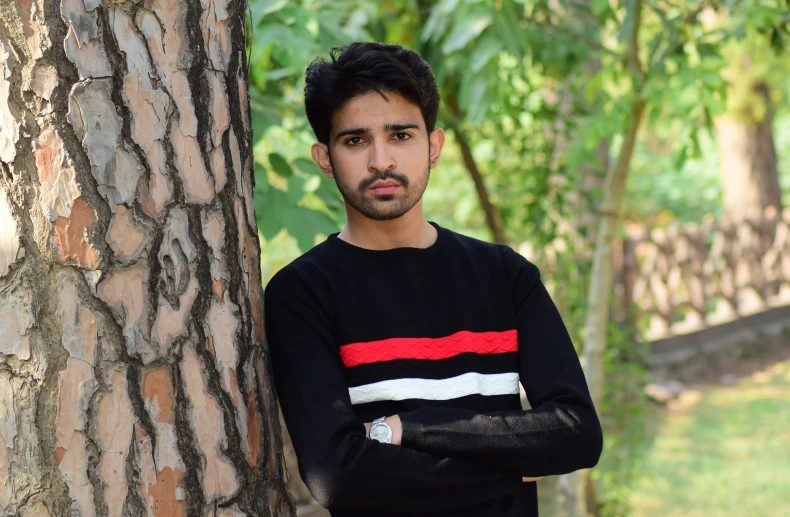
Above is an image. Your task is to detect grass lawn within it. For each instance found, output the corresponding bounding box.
[630,353,790,517]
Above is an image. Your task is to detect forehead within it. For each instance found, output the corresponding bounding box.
[332,91,423,133]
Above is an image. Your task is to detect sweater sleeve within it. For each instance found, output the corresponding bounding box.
[398,248,603,478]
[264,265,523,512]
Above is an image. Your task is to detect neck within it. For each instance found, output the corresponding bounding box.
[338,202,437,250]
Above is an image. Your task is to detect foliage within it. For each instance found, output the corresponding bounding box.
[250,0,790,512]
[593,321,652,517]
[249,0,790,255]
[248,0,369,259]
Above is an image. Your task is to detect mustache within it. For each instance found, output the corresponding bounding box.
[358,171,410,193]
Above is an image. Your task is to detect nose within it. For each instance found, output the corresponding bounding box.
[368,138,395,174]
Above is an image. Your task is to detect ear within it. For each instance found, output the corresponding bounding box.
[311,142,334,179]
[428,128,445,169]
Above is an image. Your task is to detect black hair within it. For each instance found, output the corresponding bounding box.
[304,42,440,145]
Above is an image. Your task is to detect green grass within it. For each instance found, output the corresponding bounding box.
[631,358,790,517]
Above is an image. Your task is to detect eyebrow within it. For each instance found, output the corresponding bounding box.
[335,127,370,140]
[385,122,421,132]
[334,122,422,141]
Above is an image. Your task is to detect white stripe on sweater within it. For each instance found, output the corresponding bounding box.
[348,372,520,405]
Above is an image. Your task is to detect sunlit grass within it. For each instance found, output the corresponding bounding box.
[631,356,790,517]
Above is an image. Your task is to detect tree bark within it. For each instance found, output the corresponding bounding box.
[716,82,782,222]
[0,1,293,516]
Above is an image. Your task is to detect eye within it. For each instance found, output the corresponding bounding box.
[393,132,411,141]
[345,137,364,146]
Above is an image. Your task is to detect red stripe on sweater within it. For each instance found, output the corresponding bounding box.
[339,330,518,367]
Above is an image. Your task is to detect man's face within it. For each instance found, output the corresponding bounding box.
[311,91,444,221]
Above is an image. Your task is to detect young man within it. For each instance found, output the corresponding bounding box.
[264,42,603,516]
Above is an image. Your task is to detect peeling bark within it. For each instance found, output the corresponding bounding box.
[0,1,293,515]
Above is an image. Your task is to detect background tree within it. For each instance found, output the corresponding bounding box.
[248,1,790,516]
[714,30,786,222]
[0,1,292,515]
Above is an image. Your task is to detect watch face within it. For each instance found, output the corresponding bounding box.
[370,424,389,442]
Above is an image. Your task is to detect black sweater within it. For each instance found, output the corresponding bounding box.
[264,222,603,516]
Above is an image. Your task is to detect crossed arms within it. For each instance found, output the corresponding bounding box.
[264,251,603,512]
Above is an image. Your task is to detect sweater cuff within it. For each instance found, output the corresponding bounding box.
[398,412,426,450]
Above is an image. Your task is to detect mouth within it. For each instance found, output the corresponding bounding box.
[369,181,401,195]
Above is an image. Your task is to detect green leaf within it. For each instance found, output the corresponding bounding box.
[293,159,341,213]
[421,0,461,43]
[285,175,310,203]
[249,91,281,143]
[700,71,723,89]
[689,128,702,159]
[696,43,719,57]
[318,18,355,49]
[315,180,344,215]
[255,187,290,241]
[441,14,492,54]
[269,153,293,177]
[458,73,490,121]
[266,68,296,80]
[254,178,339,252]
[254,162,270,193]
[251,0,288,24]
[469,32,502,72]
[673,144,688,171]
[294,157,324,177]
[703,106,715,135]
[494,0,524,59]
[249,41,273,90]
[258,22,318,72]
[618,0,638,44]
[591,0,610,17]
[285,208,339,252]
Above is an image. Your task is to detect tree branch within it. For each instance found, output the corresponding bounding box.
[444,96,508,245]
[522,15,627,61]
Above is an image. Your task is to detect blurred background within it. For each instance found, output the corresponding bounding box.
[248,1,790,516]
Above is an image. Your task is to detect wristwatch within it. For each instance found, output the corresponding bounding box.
[368,417,392,444]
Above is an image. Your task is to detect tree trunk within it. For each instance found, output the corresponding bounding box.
[556,2,647,516]
[551,3,609,516]
[716,82,782,223]
[0,1,293,516]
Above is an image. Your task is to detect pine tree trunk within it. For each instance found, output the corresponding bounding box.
[0,1,293,516]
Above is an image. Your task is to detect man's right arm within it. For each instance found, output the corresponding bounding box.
[264,267,522,513]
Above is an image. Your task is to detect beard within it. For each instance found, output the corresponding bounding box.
[330,155,431,221]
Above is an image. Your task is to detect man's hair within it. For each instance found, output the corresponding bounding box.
[304,42,440,145]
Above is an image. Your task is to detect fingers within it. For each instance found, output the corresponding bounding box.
[522,477,544,482]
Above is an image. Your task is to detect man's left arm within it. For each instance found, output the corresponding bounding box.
[396,253,603,478]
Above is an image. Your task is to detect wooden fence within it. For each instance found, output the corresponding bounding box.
[623,209,790,341]
[622,209,790,378]
[519,209,790,379]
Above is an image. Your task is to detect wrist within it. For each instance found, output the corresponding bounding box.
[386,415,402,446]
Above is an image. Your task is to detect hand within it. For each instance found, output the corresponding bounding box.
[364,415,402,445]
[522,477,544,483]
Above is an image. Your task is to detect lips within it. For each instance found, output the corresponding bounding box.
[370,181,400,194]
